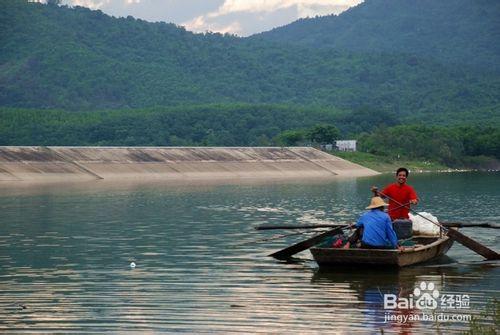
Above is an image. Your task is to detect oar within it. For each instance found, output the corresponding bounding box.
[256,223,342,230]
[442,222,500,229]
[258,203,409,231]
[374,189,500,260]
[239,231,309,246]
[257,221,499,231]
[269,225,351,260]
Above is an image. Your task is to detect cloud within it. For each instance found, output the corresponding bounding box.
[59,0,361,36]
[212,0,361,17]
[183,15,243,35]
[296,3,354,18]
[68,0,108,10]
[63,0,140,10]
[183,0,362,36]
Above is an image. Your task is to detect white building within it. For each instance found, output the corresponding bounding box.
[335,140,357,152]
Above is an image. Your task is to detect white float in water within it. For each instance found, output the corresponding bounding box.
[130,262,136,268]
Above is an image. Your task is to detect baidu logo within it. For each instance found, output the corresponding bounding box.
[414,281,440,309]
[384,281,440,310]
[383,281,472,324]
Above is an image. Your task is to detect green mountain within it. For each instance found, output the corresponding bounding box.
[0,0,498,123]
[256,0,500,73]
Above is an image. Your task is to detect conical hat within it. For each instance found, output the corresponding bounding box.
[366,196,388,209]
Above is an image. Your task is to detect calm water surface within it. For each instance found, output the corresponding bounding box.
[0,172,499,334]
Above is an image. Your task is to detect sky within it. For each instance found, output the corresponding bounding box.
[52,0,363,36]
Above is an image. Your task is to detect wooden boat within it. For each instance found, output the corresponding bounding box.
[310,234,454,267]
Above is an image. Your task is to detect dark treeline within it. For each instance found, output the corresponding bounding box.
[0,105,344,146]
[1,106,498,168]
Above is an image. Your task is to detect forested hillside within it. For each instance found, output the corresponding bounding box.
[257,0,500,73]
[0,0,499,121]
[1,0,499,168]
[1,105,498,168]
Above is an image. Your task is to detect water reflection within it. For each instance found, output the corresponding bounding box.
[312,261,499,334]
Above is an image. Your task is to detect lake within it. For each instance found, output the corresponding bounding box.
[0,172,498,333]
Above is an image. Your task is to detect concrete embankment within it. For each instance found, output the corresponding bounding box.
[0,146,379,182]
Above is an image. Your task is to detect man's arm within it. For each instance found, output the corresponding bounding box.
[385,218,398,249]
[355,221,363,228]
[344,216,364,249]
[378,185,391,199]
[409,186,418,205]
[355,213,365,228]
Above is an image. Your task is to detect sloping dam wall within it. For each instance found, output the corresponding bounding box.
[0,146,379,182]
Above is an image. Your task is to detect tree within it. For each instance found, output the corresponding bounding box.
[306,124,340,144]
[275,129,305,146]
[46,0,62,6]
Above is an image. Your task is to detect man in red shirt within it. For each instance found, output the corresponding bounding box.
[376,167,418,221]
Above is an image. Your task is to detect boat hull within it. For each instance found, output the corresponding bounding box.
[310,235,454,267]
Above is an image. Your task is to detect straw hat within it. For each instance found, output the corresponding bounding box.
[366,196,388,209]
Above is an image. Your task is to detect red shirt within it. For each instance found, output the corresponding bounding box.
[381,183,418,220]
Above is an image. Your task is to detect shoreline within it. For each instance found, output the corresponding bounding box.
[396,168,500,174]
[333,151,500,174]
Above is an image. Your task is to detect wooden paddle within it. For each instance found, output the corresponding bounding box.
[269,225,351,260]
[257,222,499,230]
[442,222,500,229]
[258,205,409,231]
[374,189,500,260]
[257,223,341,230]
